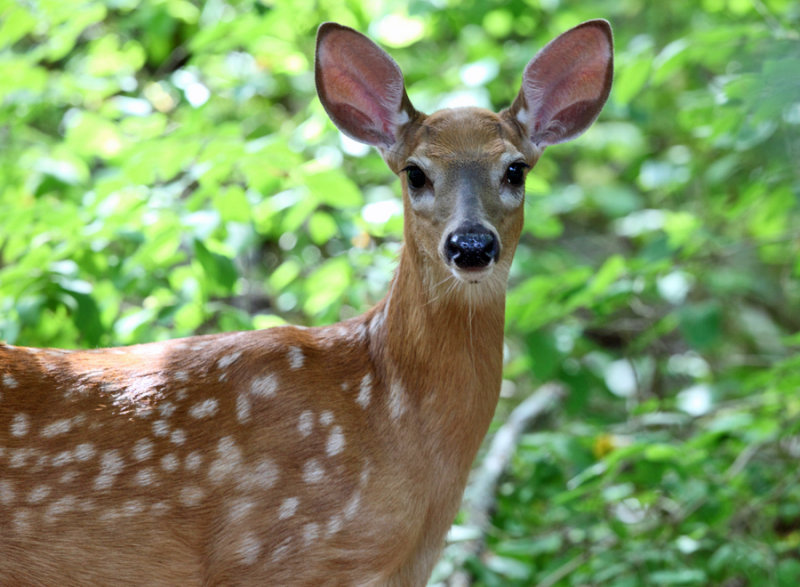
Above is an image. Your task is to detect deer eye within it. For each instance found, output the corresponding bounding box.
[404,165,427,190]
[505,162,529,186]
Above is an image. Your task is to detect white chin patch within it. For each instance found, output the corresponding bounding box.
[449,265,494,284]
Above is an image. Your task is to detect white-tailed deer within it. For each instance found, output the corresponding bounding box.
[0,21,612,585]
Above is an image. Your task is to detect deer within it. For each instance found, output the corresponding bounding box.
[0,20,612,586]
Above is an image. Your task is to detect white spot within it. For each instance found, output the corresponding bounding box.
[176,388,188,401]
[242,459,279,490]
[185,451,203,471]
[161,453,179,472]
[326,426,345,456]
[122,499,144,516]
[298,410,313,437]
[228,498,255,522]
[302,459,324,484]
[174,370,189,382]
[320,410,334,426]
[217,351,243,370]
[10,413,30,437]
[13,509,31,532]
[170,429,186,445]
[250,374,278,398]
[74,443,95,462]
[100,450,123,475]
[9,448,36,468]
[135,467,157,486]
[3,373,18,388]
[388,380,407,420]
[271,537,292,562]
[360,464,371,487]
[47,495,76,516]
[0,480,15,505]
[41,418,72,438]
[278,496,299,520]
[189,398,219,419]
[59,470,79,484]
[152,419,170,437]
[100,506,123,521]
[287,346,305,370]
[303,522,319,545]
[326,515,343,536]
[236,393,251,423]
[208,436,242,483]
[32,454,48,472]
[51,450,75,467]
[94,450,124,490]
[77,498,95,512]
[151,502,170,516]
[132,438,154,461]
[179,486,205,507]
[159,402,177,418]
[357,373,372,408]
[343,490,361,520]
[237,533,262,566]
[28,485,51,504]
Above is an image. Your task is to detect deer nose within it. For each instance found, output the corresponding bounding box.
[444,223,500,269]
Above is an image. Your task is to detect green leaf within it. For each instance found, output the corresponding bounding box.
[308,211,339,245]
[648,569,707,585]
[193,239,237,293]
[303,257,352,317]
[304,169,364,209]
[677,302,722,350]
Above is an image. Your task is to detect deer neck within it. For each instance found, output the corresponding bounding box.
[368,244,506,464]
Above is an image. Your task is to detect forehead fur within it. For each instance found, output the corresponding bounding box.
[421,108,513,160]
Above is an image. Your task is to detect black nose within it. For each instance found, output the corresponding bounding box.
[444,224,500,269]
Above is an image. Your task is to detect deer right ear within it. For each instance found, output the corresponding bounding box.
[509,19,613,148]
[315,23,415,149]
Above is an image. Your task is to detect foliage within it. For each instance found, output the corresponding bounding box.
[1,0,799,585]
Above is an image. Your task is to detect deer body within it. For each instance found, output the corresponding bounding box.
[1,21,612,586]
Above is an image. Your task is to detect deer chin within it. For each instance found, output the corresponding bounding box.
[448,263,495,285]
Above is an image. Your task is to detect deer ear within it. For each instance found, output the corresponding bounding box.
[509,19,613,148]
[315,23,415,149]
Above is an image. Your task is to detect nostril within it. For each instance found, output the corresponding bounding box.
[445,226,500,269]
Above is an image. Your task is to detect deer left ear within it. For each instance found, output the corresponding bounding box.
[508,19,613,148]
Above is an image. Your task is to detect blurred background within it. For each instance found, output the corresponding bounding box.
[1,0,799,584]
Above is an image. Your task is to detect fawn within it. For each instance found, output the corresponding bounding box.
[0,20,612,585]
